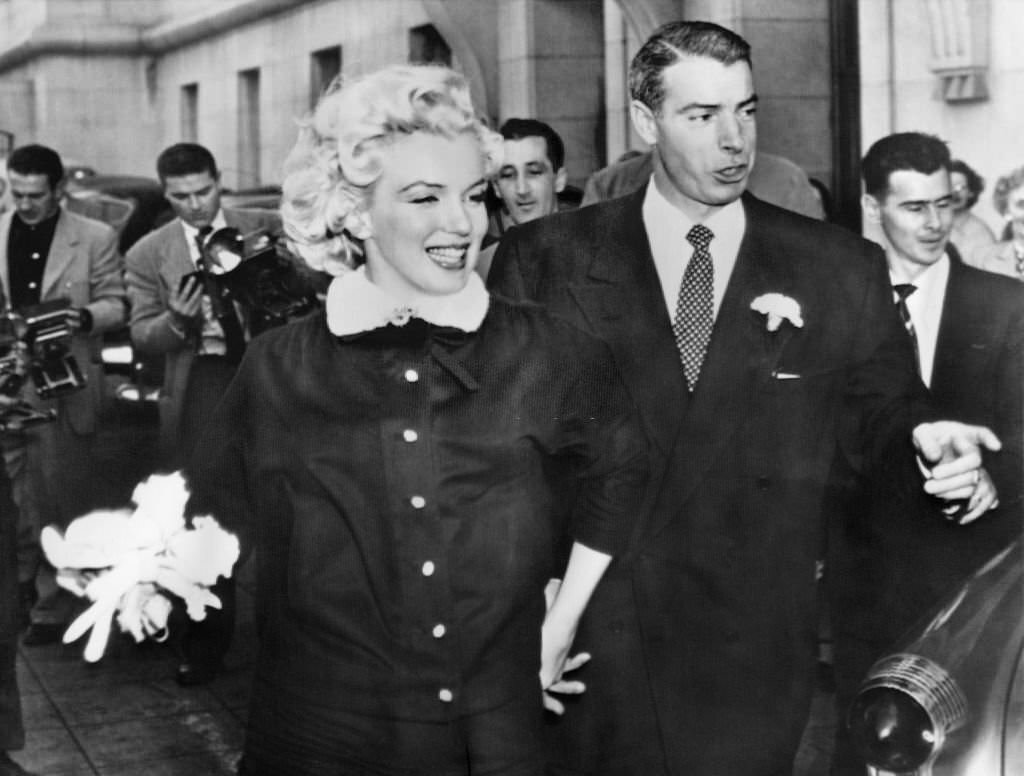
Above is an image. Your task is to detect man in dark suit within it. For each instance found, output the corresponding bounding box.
[829,132,1024,774]
[489,21,1000,776]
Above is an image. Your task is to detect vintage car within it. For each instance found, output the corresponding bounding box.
[847,539,1023,775]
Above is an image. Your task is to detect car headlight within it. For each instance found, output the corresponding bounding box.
[847,653,967,772]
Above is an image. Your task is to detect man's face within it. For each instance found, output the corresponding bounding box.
[865,168,953,278]
[631,56,757,221]
[163,171,222,229]
[9,172,61,225]
[494,136,566,226]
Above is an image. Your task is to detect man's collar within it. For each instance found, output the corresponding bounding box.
[180,210,228,241]
[326,266,490,337]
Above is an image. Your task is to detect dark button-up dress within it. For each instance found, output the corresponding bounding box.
[188,296,647,725]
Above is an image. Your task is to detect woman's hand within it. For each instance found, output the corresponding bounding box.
[540,587,590,715]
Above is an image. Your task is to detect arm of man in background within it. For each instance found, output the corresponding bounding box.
[81,221,126,333]
[124,230,197,356]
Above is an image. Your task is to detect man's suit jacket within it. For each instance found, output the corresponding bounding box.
[489,188,928,775]
[878,258,1023,635]
[0,208,125,434]
[124,208,280,458]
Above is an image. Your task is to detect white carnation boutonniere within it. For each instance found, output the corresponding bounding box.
[750,293,804,332]
[41,471,240,663]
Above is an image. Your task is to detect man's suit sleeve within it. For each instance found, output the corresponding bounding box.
[580,171,603,207]
[840,239,931,482]
[84,224,126,333]
[486,227,533,301]
[125,234,189,356]
[987,297,1024,509]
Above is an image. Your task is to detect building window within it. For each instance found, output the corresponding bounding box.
[409,24,451,66]
[310,45,342,108]
[181,83,198,141]
[237,68,261,187]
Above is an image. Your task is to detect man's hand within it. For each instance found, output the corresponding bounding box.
[168,275,203,324]
[913,421,1001,522]
[955,467,999,524]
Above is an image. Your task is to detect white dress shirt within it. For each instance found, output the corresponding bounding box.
[890,252,949,388]
[642,176,746,323]
[180,211,236,355]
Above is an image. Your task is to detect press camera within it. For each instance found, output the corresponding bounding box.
[0,298,86,431]
[199,227,318,334]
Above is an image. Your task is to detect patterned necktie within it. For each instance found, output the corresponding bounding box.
[195,227,246,363]
[893,283,920,375]
[673,224,715,391]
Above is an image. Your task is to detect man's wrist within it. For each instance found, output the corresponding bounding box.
[167,312,188,339]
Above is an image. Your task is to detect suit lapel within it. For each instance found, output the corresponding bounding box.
[41,209,78,299]
[156,221,196,289]
[931,258,982,396]
[650,195,799,529]
[566,189,689,456]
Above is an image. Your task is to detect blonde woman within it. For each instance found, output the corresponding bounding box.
[978,164,1024,279]
[187,64,646,776]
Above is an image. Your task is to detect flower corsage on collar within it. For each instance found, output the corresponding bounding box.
[750,293,803,332]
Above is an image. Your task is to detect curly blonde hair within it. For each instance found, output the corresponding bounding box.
[992,165,1024,218]
[281,64,501,275]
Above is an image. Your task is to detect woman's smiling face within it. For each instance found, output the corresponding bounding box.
[362,130,489,300]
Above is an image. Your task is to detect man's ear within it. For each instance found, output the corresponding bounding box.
[861,192,882,224]
[554,167,567,194]
[630,100,658,146]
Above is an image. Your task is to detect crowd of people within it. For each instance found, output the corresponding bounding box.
[0,17,1021,776]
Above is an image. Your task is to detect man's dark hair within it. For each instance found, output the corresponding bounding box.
[950,158,985,208]
[7,144,64,189]
[861,132,951,198]
[629,21,752,113]
[156,143,219,184]
[499,118,565,171]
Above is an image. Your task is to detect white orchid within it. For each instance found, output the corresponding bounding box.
[750,293,804,332]
[41,472,239,663]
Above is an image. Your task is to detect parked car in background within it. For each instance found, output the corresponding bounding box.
[847,539,1023,775]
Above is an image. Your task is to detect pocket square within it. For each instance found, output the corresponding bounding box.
[772,370,801,380]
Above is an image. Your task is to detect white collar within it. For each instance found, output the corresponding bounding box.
[326,266,490,337]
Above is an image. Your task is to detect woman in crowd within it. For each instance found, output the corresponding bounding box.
[978,164,1024,280]
[948,158,996,266]
[186,64,647,776]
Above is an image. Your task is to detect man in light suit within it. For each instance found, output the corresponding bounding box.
[829,132,1024,774]
[0,145,126,646]
[125,143,279,686]
[489,22,1000,776]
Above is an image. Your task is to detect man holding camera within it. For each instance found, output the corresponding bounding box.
[125,142,280,686]
[0,144,126,646]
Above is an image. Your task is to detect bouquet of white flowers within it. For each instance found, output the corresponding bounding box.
[40,471,240,662]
